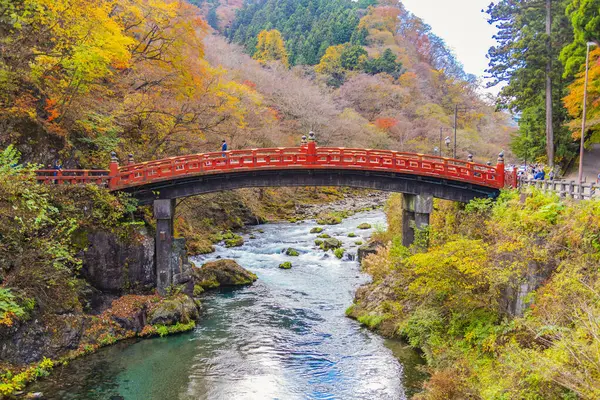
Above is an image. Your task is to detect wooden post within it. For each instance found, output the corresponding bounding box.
[496,152,505,188]
[109,152,119,190]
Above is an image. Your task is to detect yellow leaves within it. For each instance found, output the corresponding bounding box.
[254,29,289,67]
[315,45,345,75]
[26,0,134,89]
[564,48,600,139]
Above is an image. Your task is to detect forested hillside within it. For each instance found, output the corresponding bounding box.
[211,0,515,161]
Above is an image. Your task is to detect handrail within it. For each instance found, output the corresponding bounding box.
[35,145,512,191]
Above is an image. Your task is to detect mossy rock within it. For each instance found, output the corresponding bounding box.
[285,248,300,256]
[224,235,244,248]
[148,294,200,326]
[321,238,342,250]
[310,227,324,234]
[357,223,372,230]
[249,234,256,239]
[334,248,345,259]
[257,229,265,233]
[317,233,331,239]
[316,212,342,225]
[314,239,324,246]
[192,259,257,290]
[355,240,364,246]
[279,262,293,269]
[348,232,357,238]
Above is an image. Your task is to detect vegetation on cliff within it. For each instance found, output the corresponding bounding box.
[0,147,201,396]
[349,191,600,399]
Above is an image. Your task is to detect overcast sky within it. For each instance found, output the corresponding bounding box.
[400,0,499,91]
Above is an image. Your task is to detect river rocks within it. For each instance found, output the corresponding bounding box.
[295,192,388,219]
[321,238,342,250]
[224,235,244,248]
[334,248,345,259]
[357,241,383,263]
[192,259,257,290]
[348,232,357,237]
[316,212,343,225]
[279,262,293,269]
[315,239,324,246]
[285,248,300,256]
[148,295,200,326]
[310,227,324,234]
[317,233,331,239]
[357,223,372,230]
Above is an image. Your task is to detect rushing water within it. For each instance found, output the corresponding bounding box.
[30,210,425,399]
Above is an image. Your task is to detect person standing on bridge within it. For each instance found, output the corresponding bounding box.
[221,140,228,157]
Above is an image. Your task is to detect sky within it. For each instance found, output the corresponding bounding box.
[400,0,500,92]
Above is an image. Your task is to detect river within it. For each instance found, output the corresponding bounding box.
[29,209,425,399]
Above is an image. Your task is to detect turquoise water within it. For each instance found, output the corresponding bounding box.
[30,210,425,399]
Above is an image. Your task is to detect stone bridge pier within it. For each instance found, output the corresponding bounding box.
[153,199,193,295]
[401,193,433,247]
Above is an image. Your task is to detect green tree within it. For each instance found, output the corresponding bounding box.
[561,0,600,76]
[486,0,576,165]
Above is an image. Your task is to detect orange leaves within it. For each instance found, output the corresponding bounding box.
[375,117,399,131]
[44,98,59,122]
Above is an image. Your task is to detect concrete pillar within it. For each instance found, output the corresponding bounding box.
[402,194,433,247]
[154,199,175,295]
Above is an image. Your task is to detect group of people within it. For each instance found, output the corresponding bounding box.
[518,164,554,181]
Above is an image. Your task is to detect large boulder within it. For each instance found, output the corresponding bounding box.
[358,240,383,263]
[80,228,155,293]
[321,238,342,250]
[192,259,257,290]
[148,295,200,326]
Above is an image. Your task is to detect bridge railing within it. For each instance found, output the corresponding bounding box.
[110,147,506,190]
[520,178,599,200]
[35,142,512,191]
[35,169,110,186]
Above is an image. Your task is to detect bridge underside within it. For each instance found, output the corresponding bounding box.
[123,169,499,295]
[121,168,500,205]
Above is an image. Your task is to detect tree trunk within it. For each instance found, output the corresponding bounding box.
[545,0,554,167]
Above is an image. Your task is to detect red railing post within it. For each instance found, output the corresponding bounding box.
[496,151,505,189]
[307,131,317,164]
[109,152,119,190]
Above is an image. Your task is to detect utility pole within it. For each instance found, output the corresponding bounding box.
[545,0,554,167]
[454,105,458,158]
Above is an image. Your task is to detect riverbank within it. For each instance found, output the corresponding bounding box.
[347,191,600,399]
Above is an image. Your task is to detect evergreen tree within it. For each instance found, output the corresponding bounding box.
[226,0,364,66]
[486,0,576,165]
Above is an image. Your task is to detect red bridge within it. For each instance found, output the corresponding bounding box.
[36,136,515,202]
[35,134,516,294]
